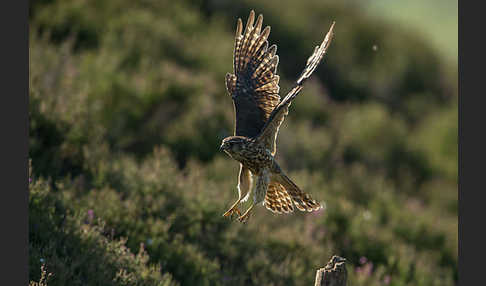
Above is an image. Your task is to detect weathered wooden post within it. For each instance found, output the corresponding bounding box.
[314,255,347,286]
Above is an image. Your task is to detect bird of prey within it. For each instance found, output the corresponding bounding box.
[220,10,335,223]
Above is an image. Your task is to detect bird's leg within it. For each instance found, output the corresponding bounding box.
[224,165,252,219]
[238,169,269,223]
[237,203,254,223]
[222,197,242,218]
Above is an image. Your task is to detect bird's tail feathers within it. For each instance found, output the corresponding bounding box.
[276,173,322,212]
[264,181,294,214]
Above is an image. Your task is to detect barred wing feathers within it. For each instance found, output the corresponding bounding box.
[256,21,335,155]
[225,10,281,138]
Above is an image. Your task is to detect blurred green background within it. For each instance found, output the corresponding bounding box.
[29,0,457,285]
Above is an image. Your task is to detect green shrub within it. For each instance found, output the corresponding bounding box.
[29,0,457,285]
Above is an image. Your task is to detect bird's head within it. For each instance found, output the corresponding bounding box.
[220,136,249,156]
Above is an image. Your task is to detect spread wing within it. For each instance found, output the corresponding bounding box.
[225,10,281,138]
[256,22,335,155]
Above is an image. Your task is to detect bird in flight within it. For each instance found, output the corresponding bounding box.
[220,10,335,223]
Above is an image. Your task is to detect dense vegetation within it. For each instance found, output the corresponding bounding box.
[29,0,457,285]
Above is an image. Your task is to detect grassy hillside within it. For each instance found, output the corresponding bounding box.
[29,0,457,285]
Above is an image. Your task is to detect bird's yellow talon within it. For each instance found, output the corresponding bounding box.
[223,202,242,219]
[237,204,254,223]
[237,213,250,223]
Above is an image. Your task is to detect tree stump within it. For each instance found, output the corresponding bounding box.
[314,255,347,286]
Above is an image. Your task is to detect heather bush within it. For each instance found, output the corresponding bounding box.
[29,0,457,285]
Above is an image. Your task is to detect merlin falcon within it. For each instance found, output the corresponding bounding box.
[220,10,335,223]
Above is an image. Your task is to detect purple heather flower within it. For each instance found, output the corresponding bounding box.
[223,275,231,282]
[359,256,368,265]
[368,262,374,272]
[87,209,94,221]
[383,275,391,285]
